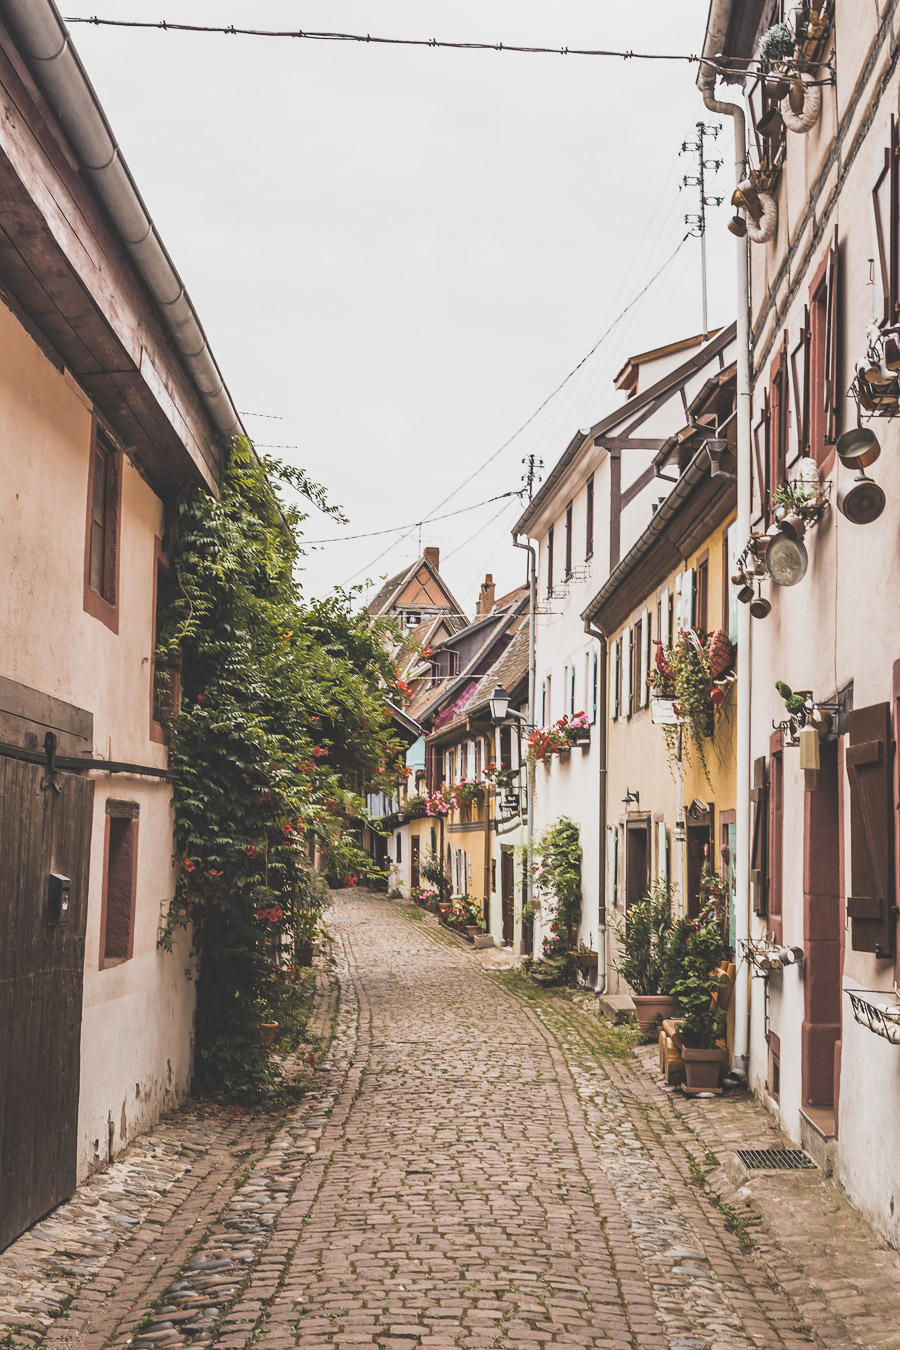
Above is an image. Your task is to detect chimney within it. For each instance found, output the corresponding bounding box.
[424,546,440,570]
[476,573,496,616]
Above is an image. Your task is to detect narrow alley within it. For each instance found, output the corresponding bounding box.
[3,892,900,1350]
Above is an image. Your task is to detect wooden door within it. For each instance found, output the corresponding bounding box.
[0,758,94,1250]
[625,821,650,910]
[500,847,514,946]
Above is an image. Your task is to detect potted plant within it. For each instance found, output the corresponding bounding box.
[612,880,678,1036]
[293,907,318,967]
[671,905,726,1090]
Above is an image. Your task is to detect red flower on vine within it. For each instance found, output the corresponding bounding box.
[244,844,259,857]
[256,792,272,803]
[255,906,283,923]
[345,874,359,887]
[184,859,195,872]
[311,745,328,758]
[196,693,206,702]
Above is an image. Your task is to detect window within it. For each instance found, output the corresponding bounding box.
[474,738,482,780]
[569,661,576,716]
[872,119,898,327]
[808,241,838,467]
[587,648,598,723]
[499,724,513,771]
[546,525,554,596]
[396,833,402,863]
[84,427,122,632]
[768,346,789,508]
[101,801,139,967]
[564,500,573,578]
[585,475,594,560]
[695,553,709,633]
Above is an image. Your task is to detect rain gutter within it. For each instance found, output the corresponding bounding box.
[698,0,753,1081]
[1,0,242,442]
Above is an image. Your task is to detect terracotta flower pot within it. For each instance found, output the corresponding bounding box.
[681,1044,723,1091]
[631,994,676,1039]
[259,1021,279,1047]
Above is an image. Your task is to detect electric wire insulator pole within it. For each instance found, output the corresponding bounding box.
[679,121,723,341]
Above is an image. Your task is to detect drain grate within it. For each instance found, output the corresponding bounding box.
[735,1147,817,1171]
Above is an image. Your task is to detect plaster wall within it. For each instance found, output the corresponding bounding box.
[604,514,737,993]
[0,297,194,1179]
[740,17,900,1246]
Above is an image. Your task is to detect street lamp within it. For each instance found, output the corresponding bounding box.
[488,683,511,723]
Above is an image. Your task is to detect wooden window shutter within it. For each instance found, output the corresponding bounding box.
[753,390,771,521]
[824,229,839,446]
[640,607,650,708]
[608,825,619,910]
[623,628,633,717]
[846,701,895,957]
[790,307,810,457]
[872,125,894,326]
[682,569,696,629]
[750,756,769,915]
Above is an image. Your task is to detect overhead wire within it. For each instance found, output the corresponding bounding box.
[64,16,712,65]
[305,490,522,545]
[419,231,691,525]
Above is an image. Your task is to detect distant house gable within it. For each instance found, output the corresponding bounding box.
[366,546,468,632]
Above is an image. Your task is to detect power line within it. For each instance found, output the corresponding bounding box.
[305,490,522,546]
[64,16,707,65]
[420,231,691,522]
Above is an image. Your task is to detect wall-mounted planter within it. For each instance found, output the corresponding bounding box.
[847,990,900,1046]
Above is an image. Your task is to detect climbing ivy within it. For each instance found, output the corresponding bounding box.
[156,439,403,1098]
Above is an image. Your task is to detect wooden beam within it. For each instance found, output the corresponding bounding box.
[594,436,669,451]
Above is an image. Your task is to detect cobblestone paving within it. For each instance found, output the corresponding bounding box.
[4,891,900,1350]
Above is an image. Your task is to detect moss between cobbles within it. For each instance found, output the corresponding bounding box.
[490,969,639,1061]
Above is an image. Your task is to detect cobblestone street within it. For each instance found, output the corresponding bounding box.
[3,891,900,1350]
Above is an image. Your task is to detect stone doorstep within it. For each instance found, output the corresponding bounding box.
[799,1106,837,1176]
[597,993,637,1026]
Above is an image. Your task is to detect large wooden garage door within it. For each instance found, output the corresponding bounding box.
[0,756,93,1250]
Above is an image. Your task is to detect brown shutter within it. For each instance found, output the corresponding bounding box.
[753,390,771,522]
[750,756,768,915]
[824,230,839,445]
[846,701,895,957]
[873,129,893,326]
[791,306,810,456]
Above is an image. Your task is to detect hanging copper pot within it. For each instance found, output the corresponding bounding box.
[835,426,881,470]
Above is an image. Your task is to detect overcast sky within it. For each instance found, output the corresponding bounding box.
[69,0,733,612]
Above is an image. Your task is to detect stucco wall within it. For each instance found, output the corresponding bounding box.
[0,297,194,1179]
[740,9,900,1248]
[605,513,737,994]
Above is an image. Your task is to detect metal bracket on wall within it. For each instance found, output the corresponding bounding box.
[0,734,177,782]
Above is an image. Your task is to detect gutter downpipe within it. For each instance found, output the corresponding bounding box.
[698,8,752,1079]
[1,0,242,447]
[513,535,537,952]
[583,619,608,995]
